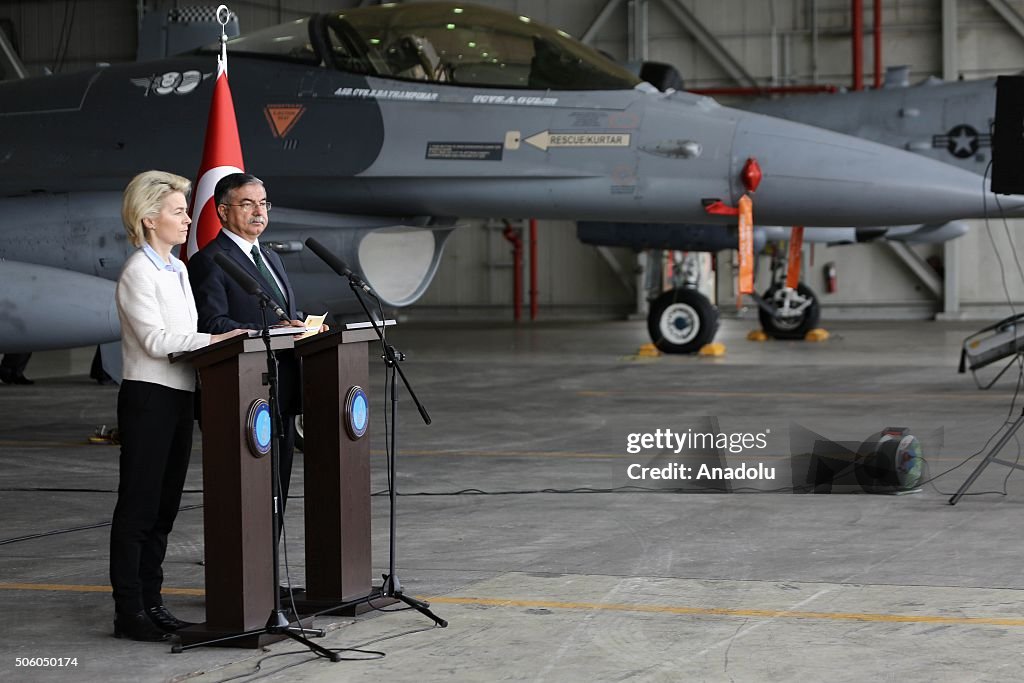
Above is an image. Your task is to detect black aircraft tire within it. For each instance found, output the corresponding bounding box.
[759,283,820,340]
[647,288,719,354]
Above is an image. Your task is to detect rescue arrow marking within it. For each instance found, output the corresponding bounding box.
[524,131,631,151]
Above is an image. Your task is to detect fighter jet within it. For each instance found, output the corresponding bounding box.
[0,2,1016,352]
[580,68,1009,352]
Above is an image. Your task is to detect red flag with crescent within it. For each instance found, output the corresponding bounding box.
[184,47,244,261]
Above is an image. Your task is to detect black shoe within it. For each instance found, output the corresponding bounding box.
[11,375,33,385]
[113,610,170,642]
[144,605,195,633]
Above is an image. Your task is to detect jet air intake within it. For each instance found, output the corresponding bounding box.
[0,261,119,352]
[267,208,456,316]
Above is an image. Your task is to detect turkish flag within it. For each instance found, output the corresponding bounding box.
[184,56,244,261]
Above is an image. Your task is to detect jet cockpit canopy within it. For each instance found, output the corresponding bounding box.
[216,2,642,91]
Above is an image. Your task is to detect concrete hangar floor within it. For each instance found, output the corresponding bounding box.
[1,317,1023,682]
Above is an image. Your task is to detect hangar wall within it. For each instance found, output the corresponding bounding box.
[1,0,1023,321]
[408,219,637,321]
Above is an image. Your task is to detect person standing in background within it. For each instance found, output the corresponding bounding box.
[0,353,33,385]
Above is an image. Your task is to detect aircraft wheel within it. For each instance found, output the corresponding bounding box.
[647,288,719,354]
[294,414,304,452]
[758,283,820,340]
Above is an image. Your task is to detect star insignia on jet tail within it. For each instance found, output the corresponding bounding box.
[130,70,213,97]
[932,124,991,159]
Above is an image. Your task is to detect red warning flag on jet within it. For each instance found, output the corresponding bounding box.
[737,194,755,295]
[184,43,244,260]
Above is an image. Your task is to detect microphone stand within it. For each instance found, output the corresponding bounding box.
[346,277,447,628]
[257,300,342,658]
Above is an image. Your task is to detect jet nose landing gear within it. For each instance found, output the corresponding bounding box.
[647,287,719,354]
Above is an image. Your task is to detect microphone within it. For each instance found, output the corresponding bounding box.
[304,237,373,294]
[213,252,290,322]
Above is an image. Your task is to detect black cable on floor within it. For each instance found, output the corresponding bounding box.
[0,504,202,546]
[4,455,1012,549]
[204,624,440,681]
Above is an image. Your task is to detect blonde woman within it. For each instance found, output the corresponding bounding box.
[110,171,244,641]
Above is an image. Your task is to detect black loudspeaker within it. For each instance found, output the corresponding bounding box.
[991,75,1024,195]
[855,427,923,493]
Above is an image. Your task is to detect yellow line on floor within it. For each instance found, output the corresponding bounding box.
[427,596,1024,627]
[4,583,1022,628]
[0,583,204,596]
[0,441,102,449]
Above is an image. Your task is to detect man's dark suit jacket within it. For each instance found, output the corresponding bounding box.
[188,230,302,416]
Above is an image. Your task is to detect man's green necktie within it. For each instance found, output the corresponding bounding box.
[250,245,288,311]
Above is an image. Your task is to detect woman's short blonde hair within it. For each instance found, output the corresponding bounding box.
[121,170,191,248]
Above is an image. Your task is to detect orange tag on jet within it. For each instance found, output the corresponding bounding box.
[737,194,755,296]
[264,105,306,138]
[786,226,804,289]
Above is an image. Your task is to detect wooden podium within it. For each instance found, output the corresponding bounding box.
[173,334,297,648]
[294,327,377,613]
[172,326,383,648]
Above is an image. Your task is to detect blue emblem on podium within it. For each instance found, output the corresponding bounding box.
[246,399,272,457]
[345,386,369,440]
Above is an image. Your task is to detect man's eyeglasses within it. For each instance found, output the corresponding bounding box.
[220,200,272,212]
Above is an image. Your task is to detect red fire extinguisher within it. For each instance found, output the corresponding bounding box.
[824,262,837,293]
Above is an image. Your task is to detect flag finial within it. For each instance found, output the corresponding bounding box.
[216,5,231,70]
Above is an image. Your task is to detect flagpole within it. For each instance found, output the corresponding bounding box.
[177,5,339,661]
[183,4,244,261]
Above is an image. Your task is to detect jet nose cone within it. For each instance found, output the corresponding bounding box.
[732,112,1022,226]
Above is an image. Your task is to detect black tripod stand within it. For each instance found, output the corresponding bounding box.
[255,300,342,658]
[176,299,341,659]
[303,237,446,628]
[347,281,447,627]
[949,408,1024,505]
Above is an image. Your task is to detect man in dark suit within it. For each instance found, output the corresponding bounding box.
[188,173,303,521]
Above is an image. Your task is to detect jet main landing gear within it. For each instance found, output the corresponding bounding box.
[757,282,821,340]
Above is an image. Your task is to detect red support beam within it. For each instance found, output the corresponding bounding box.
[529,218,538,321]
[502,221,523,322]
[852,0,864,90]
[873,0,882,89]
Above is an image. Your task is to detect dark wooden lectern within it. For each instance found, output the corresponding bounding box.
[173,334,296,648]
[295,327,377,612]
